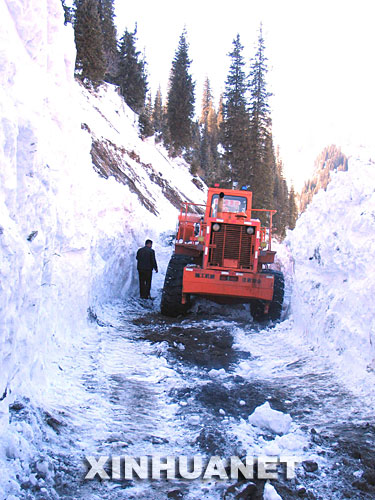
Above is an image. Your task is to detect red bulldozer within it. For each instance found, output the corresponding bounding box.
[161,187,284,321]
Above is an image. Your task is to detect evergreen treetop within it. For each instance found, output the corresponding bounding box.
[73,0,106,87]
[139,92,154,138]
[248,25,274,208]
[117,27,148,114]
[98,0,118,82]
[249,24,272,127]
[153,86,164,138]
[221,34,251,187]
[167,29,195,153]
[200,77,214,126]
[288,186,298,230]
[224,34,248,111]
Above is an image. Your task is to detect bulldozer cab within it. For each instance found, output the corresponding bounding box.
[210,194,247,217]
[205,188,253,220]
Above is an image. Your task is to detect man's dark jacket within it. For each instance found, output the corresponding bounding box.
[136,246,158,271]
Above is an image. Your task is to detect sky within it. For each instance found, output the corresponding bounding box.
[114,0,375,190]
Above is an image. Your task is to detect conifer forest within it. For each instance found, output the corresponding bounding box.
[69,0,298,237]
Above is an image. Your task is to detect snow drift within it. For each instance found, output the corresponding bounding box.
[0,0,205,432]
[289,146,375,392]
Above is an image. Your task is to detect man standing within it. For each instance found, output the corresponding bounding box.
[136,239,158,299]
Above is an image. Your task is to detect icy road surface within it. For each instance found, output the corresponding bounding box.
[9,300,375,500]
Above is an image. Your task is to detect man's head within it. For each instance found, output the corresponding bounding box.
[145,239,153,247]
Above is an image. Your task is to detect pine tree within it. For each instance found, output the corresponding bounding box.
[200,126,214,181]
[153,86,164,142]
[261,134,275,207]
[250,133,275,227]
[288,186,298,229]
[185,121,202,175]
[249,25,272,161]
[139,93,154,138]
[198,77,223,185]
[272,147,289,239]
[216,93,225,145]
[200,77,213,125]
[98,0,118,82]
[248,24,273,206]
[161,103,172,147]
[74,0,106,87]
[221,34,251,187]
[207,104,218,140]
[167,29,195,154]
[117,27,148,114]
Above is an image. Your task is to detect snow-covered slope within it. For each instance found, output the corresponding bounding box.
[0,0,205,431]
[288,145,375,392]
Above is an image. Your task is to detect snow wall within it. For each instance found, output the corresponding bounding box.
[0,0,206,427]
[288,147,375,392]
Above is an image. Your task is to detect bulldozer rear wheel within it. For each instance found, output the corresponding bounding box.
[250,269,285,322]
[160,254,194,317]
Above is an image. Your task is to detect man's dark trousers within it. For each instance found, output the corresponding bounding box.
[138,269,153,299]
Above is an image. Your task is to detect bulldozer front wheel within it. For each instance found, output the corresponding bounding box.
[250,269,285,322]
[160,254,194,317]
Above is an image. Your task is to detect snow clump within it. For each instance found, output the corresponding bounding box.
[248,402,292,435]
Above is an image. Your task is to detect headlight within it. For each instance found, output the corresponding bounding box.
[246,226,255,235]
[212,223,221,232]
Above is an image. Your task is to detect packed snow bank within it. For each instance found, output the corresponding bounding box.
[0,0,205,433]
[288,146,375,392]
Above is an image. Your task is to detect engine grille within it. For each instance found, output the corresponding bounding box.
[209,224,253,269]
